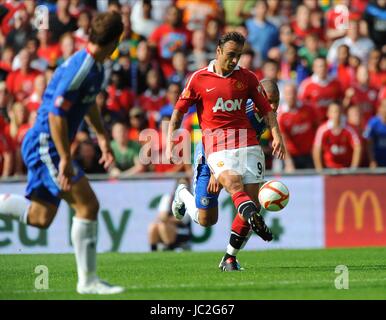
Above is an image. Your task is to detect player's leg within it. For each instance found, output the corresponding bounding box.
[173,162,219,226]
[0,164,60,228]
[148,222,161,251]
[220,146,273,270]
[61,175,124,295]
[0,194,58,227]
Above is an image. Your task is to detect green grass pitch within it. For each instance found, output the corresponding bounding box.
[1,247,386,300]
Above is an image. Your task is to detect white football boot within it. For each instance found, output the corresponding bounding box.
[172,184,187,220]
[77,278,125,295]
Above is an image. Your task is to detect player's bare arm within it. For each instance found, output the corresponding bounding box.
[48,113,73,192]
[85,104,114,170]
[263,111,286,160]
[166,109,185,163]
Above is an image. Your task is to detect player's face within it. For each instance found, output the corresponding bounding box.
[217,41,243,73]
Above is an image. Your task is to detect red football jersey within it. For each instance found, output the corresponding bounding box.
[298,75,343,122]
[349,84,378,125]
[278,104,319,157]
[336,64,355,91]
[106,85,135,113]
[175,62,272,154]
[314,121,360,168]
[6,68,42,102]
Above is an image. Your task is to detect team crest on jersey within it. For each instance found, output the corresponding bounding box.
[200,196,209,206]
[217,161,224,167]
[182,89,191,98]
[54,96,72,111]
[234,80,246,91]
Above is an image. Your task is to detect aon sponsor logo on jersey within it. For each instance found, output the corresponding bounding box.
[212,98,243,112]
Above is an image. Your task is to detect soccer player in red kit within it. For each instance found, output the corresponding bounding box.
[313,102,361,170]
[167,32,286,242]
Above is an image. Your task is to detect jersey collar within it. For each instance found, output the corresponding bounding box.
[311,74,332,86]
[207,59,240,78]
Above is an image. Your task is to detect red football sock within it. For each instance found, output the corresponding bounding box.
[231,191,257,219]
[231,213,250,237]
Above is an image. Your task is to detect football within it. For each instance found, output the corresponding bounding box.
[258,180,290,212]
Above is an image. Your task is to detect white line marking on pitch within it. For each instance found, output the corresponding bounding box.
[1,278,386,295]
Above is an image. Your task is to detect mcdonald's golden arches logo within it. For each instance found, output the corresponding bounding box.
[335,190,383,234]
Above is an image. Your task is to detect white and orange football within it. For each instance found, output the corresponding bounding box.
[258,180,289,212]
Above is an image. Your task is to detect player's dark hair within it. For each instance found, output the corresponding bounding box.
[89,12,123,46]
[217,32,245,50]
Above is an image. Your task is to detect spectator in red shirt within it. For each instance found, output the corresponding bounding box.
[6,48,42,102]
[379,86,386,104]
[7,101,29,175]
[36,29,62,67]
[291,5,324,47]
[139,69,167,118]
[329,44,355,91]
[343,64,378,126]
[325,0,351,42]
[346,104,369,167]
[25,74,46,112]
[0,81,10,119]
[106,68,136,120]
[298,56,343,122]
[313,102,361,170]
[0,115,14,177]
[148,5,192,78]
[73,11,91,50]
[368,49,386,90]
[0,1,25,37]
[278,83,319,172]
[127,106,156,143]
[0,46,15,81]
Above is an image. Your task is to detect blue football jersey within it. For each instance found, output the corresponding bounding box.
[245,98,267,138]
[24,48,104,165]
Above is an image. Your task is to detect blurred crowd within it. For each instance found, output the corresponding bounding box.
[0,0,385,179]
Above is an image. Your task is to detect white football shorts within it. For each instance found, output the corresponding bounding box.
[206,145,265,184]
